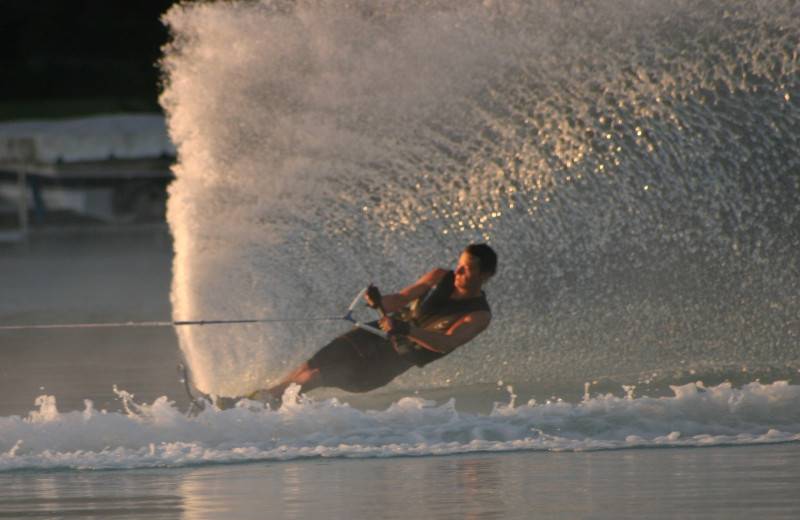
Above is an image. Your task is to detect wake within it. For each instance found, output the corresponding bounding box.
[3,380,800,472]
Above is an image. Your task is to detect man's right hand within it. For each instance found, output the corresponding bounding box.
[379,316,411,337]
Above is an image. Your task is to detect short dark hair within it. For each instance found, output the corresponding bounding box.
[465,243,497,275]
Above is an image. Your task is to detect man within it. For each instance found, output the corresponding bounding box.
[247,243,497,404]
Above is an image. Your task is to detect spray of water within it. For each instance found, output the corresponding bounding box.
[160,0,800,396]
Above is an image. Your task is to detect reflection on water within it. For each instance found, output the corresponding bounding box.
[4,446,797,519]
[0,468,184,519]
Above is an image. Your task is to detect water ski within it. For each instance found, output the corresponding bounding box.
[176,363,210,413]
[177,363,280,412]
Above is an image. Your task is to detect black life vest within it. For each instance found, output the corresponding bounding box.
[396,270,491,367]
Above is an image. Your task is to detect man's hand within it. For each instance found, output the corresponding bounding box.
[379,317,411,337]
[366,285,382,309]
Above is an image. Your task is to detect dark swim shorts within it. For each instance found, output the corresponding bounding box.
[306,327,414,393]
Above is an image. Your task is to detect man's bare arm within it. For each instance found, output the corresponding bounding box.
[404,310,491,354]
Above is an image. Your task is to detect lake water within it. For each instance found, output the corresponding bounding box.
[3,0,800,516]
[1,228,799,518]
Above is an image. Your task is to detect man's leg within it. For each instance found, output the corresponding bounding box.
[249,330,379,403]
[248,361,323,402]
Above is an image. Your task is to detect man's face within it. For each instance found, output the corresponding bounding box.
[454,252,489,292]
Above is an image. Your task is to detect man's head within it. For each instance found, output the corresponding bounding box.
[454,243,497,296]
[464,243,497,276]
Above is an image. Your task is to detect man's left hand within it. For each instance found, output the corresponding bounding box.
[379,317,410,337]
[365,285,382,309]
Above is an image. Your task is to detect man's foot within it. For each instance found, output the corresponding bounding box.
[214,396,239,410]
[212,390,281,411]
[246,389,282,410]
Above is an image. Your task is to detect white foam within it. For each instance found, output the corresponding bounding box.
[2,381,799,472]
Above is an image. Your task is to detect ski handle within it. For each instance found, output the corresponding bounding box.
[342,283,389,339]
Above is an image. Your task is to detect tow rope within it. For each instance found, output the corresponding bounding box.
[0,284,388,338]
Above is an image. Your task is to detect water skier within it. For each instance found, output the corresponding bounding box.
[245,243,497,405]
